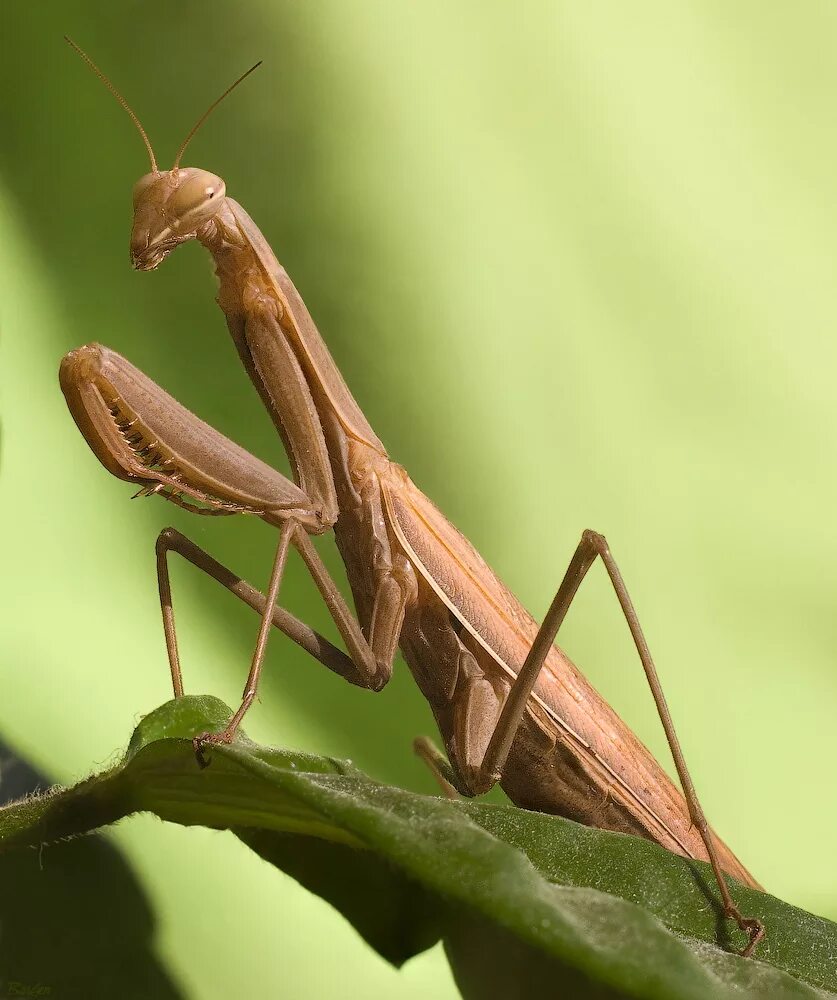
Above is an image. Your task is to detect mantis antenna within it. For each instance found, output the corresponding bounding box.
[172,61,262,170]
[64,36,159,174]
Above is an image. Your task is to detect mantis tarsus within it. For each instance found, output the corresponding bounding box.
[60,39,765,956]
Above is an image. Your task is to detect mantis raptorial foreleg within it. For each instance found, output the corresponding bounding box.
[60,340,414,744]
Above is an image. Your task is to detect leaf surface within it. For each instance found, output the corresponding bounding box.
[1,697,832,1000]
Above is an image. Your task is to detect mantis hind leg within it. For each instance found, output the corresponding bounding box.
[474,528,764,957]
[412,736,460,799]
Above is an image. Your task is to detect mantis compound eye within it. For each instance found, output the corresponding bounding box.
[168,168,226,228]
[132,171,161,207]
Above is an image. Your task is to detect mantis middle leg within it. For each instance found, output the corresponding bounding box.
[155,517,415,745]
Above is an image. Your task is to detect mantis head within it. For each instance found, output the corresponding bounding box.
[130,167,226,270]
[65,37,259,271]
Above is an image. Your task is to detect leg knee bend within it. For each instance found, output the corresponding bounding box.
[156,526,181,555]
[582,528,608,552]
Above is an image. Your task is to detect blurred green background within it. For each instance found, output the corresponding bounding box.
[2,3,836,997]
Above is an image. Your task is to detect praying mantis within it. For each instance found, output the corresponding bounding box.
[60,40,764,955]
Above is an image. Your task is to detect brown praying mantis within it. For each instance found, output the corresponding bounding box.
[60,40,765,955]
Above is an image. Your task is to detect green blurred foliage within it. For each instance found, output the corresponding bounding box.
[1,3,836,997]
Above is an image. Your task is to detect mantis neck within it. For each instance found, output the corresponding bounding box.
[199,199,388,523]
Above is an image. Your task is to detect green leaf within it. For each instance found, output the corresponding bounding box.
[0,697,833,1000]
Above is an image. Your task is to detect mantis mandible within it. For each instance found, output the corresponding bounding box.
[60,40,764,955]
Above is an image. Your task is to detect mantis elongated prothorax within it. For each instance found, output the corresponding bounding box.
[61,39,767,957]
